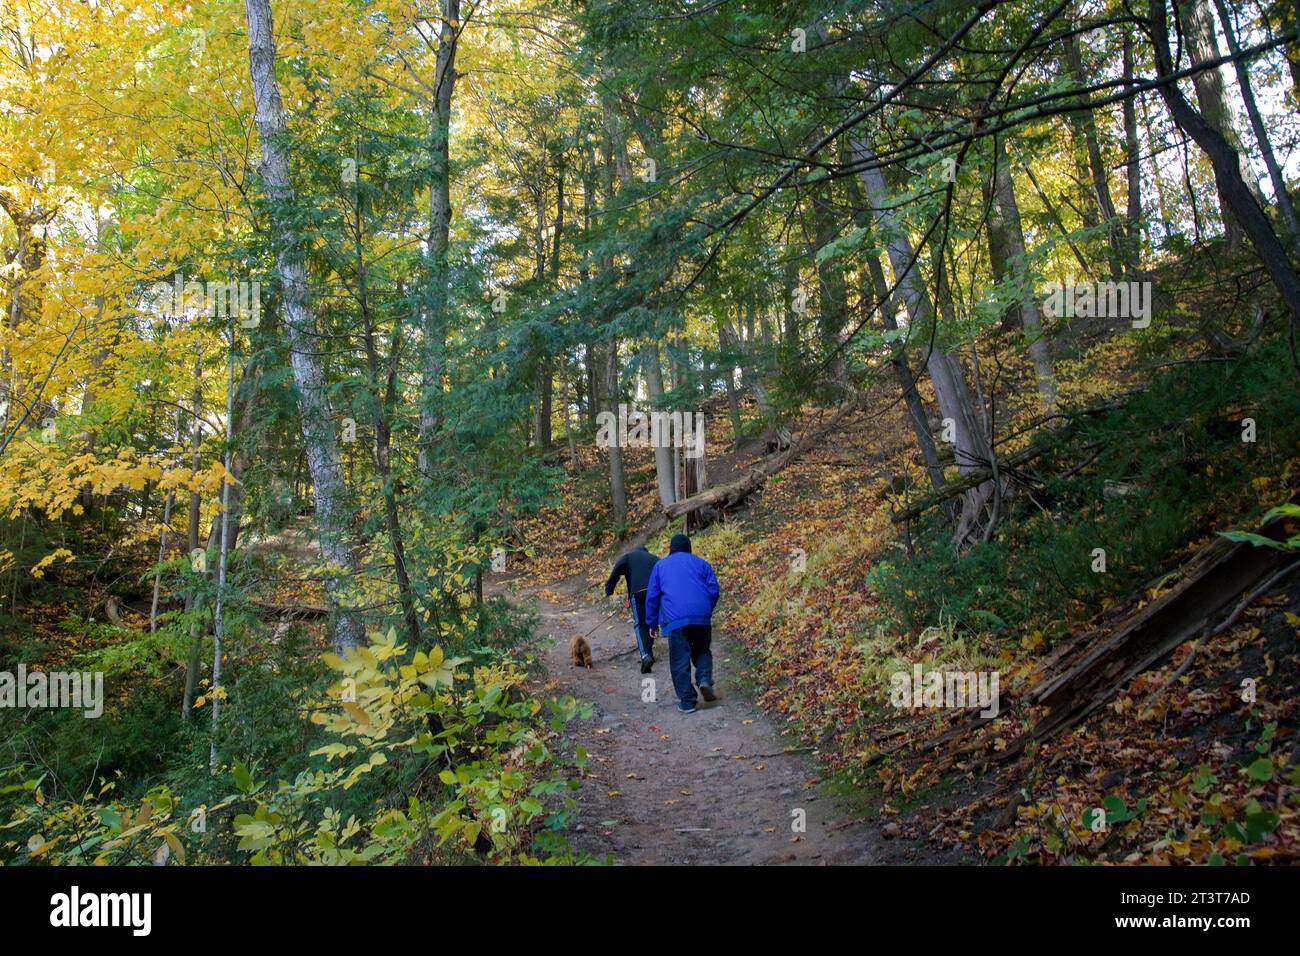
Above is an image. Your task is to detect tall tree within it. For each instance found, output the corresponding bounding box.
[1211,0,1300,241]
[990,137,1057,411]
[417,0,462,477]
[1176,0,1268,246]
[244,0,365,651]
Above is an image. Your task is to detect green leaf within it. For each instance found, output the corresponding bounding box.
[1246,757,1273,783]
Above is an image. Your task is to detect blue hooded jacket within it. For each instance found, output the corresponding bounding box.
[645,535,719,633]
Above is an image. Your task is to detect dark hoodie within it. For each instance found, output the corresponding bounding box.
[605,545,660,599]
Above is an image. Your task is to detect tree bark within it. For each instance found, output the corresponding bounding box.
[244,0,365,651]
[810,172,848,379]
[865,252,948,494]
[1062,24,1126,279]
[1122,28,1145,268]
[181,348,205,720]
[209,332,236,771]
[718,325,745,444]
[1151,0,1300,349]
[642,342,677,507]
[417,0,460,477]
[855,145,998,542]
[991,137,1057,411]
[1176,0,1268,247]
[1211,0,1300,241]
[354,194,421,647]
[604,338,627,528]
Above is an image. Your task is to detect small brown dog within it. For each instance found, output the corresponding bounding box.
[570,634,593,668]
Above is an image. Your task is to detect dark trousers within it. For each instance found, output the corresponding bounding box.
[667,625,713,708]
[631,595,653,660]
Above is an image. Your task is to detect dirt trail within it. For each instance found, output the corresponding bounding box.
[501,576,879,865]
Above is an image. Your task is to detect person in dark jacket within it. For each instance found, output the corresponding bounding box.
[605,544,660,673]
[645,533,719,713]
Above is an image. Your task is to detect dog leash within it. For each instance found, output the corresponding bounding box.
[577,603,629,640]
[579,583,652,639]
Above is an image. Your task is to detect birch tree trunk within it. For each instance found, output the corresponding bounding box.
[244,0,364,651]
[718,325,745,444]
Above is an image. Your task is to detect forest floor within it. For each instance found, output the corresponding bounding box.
[492,571,883,865]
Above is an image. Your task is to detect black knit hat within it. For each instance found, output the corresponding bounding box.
[669,533,692,554]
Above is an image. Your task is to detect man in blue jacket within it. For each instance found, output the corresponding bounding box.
[645,533,720,713]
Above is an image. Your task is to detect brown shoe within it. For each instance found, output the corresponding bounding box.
[699,684,717,702]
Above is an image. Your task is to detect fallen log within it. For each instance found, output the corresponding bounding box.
[1003,500,1299,756]
[876,499,1300,775]
[664,401,857,521]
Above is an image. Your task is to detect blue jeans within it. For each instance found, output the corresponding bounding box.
[631,596,654,660]
[667,625,713,708]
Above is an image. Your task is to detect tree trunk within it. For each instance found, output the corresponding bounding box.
[1062,25,1126,279]
[1122,29,1145,268]
[355,194,421,647]
[855,146,997,542]
[244,0,365,651]
[181,349,205,720]
[982,157,1020,331]
[729,313,791,449]
[782,254,800,351]
[991,136,1057,411]
[1176,0,1268,246]
[810,174,848,380]
[1211,0,1300,241]
[718,325,745,443]
[1151,0,1300,346]
[866,253,947,494]
[563,355,580,468]
[150,486,175,634]
[208,333,236,771]
[604,338,627,528]
[1141,93,1179,238]
[534,156,564,450]
[643,342,677,507]
[417,0,460,477]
